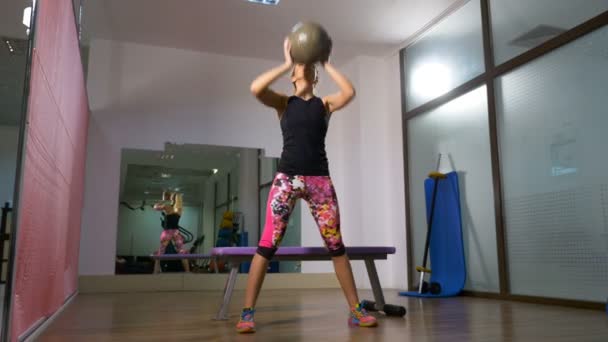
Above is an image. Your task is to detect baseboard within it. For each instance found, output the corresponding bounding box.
[79,273,340,294]
[461,290,606,311]
[20,291,78,342]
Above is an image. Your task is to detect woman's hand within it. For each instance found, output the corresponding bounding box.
[321,57,330,68]
[283,38,293,67]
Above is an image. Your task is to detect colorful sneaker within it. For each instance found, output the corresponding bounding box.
[236,307,256,333]
[348,303,378,327]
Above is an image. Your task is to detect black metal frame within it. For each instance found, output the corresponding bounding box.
[2,0,40,340]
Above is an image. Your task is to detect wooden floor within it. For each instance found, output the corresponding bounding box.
[39,289,608,342]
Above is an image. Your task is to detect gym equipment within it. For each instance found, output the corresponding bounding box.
[154,246,406,320]
[414,281,442,295]
[288,21,332,64]
[120,200,146,211]
[361,300,407,316]
[429,281,442,295]
[416,155,446,293]
[415,281,429,294]
[399,158,466,298]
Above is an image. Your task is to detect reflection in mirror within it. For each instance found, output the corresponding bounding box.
[0,0,36,336]
[115,144,300,275]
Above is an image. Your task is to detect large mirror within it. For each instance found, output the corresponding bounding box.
[0,0,36,336]
[115,143,302,275]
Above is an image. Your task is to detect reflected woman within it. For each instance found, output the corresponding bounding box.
[153,191,190,273]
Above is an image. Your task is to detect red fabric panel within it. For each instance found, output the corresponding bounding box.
[11,0,89,340]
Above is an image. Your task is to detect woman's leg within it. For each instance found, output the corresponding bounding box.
[243,174,298,308]
[304,176,360,307]
[305,176,376,327]
[243,253,270,308]
[238,174,299,333]
[332,254,359,307]
[172,231,190,273]
[154,231,171,274]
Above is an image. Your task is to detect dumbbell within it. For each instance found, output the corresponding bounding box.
[360,300,406,317]
[414,281,442,295]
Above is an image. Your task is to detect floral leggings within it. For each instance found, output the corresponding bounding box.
[257,173,345,259]
[157,229,188,255]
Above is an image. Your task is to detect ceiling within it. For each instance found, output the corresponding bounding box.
[120,143,249,204]
[82,0,460,61]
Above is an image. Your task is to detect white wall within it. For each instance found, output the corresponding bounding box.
[80,39,284,275]
[0,125,20,205]
[116,205,199,256]
[299,55,408,289]
[80,39,408,289]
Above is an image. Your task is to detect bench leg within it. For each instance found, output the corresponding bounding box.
[214,263,239,320]
[364,258,386,308]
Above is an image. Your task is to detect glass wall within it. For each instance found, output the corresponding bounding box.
[408,86,499,292]
[402,0,608,301]
[490,0,608,64]
[496,26,608,301]
[405,0,484,110]
[0,0,37,335]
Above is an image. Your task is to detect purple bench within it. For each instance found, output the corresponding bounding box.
[153,246,403,320]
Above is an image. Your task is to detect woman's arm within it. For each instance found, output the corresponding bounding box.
[322,61,356,114]
[250,39,293,115]
[172,193,183,214]
[173,193,184,210]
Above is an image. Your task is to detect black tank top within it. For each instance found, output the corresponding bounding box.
[277,96,330,176]
[162,213,181,230]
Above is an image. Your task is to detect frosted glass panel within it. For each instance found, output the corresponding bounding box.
[216,175,227,204]
[490,0,608,64]
[497,27,608,301]
[230,171,238,202]
[404,0,484,110]
[408,86,499,292]
[260,157,277,184]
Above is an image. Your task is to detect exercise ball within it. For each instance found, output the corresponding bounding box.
[288,21,332,64]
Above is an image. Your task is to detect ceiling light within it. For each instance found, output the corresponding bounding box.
[247,0,280,5]
[144,191,150,195]
[160,173,171,178]
[4,40,14,54]
[411,62,452,100]
[212,169,218,174]
[23,1,36,35]
[22,7,32,28]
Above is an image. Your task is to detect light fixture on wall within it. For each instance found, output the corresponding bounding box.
[411,62,452,100]
[247,0,280,5]
[4,40,15,55]
[22,0,36,36]
[160,173,171,179]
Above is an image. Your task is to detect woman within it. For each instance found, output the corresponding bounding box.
[153,191,190,273]
[236,39,377,333]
